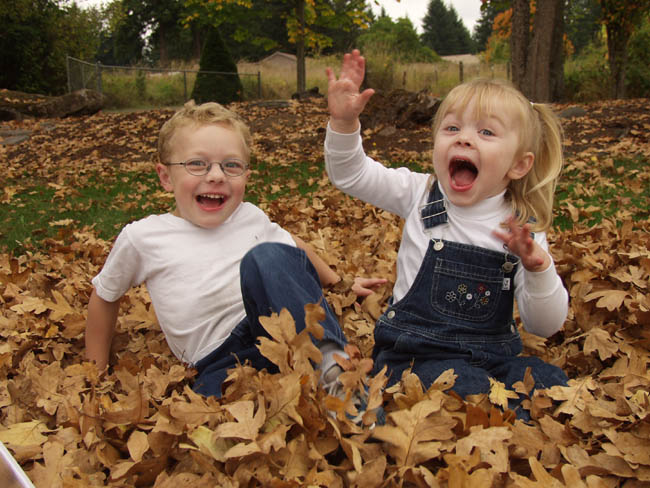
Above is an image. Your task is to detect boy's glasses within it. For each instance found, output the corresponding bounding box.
[163,158,249,177]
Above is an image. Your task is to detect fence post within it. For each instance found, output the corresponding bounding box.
[183,70,188,100]
[96,62,103,93]
[459,61,464,83]
[66,56,72,93]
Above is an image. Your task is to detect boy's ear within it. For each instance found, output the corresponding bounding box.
[156,163,174,192]
[508,152,534,181]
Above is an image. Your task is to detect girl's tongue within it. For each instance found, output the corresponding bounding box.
[450,159,478,190]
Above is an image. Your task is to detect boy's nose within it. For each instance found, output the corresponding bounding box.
[205,163,226,182]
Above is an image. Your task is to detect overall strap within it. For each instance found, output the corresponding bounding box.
[420,180,447,229]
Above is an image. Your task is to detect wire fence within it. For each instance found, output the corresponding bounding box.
[66,56,262,108]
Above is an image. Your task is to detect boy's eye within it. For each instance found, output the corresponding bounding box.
[222,159,245,170]
[186,159,208,169]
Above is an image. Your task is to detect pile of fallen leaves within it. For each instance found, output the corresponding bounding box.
[0,97,649,487]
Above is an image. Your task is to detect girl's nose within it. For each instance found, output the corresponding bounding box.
[456,130,473,146]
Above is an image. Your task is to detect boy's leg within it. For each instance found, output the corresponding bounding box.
[239,242,347,349]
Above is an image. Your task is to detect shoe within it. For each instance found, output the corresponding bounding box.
[322,365,386,426]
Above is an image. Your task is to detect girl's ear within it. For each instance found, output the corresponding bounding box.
[156,163,174,192]
[508,152,534,180]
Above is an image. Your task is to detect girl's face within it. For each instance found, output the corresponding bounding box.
[156,123,250,229]
[432,97,534,207]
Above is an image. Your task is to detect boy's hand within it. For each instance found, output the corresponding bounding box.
[351,277,388,297]
[492,217,551,273]
[326,49,375,134]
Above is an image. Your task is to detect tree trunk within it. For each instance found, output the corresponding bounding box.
[606,22,629,98]
[510,0,529,92]
[511,0,564,102]
[296,0,306,94]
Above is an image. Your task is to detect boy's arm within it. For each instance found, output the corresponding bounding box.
[85,289,121,372]
[326,49,374,134]
[292,235,341,288]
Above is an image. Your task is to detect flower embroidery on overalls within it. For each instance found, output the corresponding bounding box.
[445,283,491,310]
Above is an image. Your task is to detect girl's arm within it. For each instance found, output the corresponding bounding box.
[85,289,121,371]
[326,50,374,134]
[292,235,341,288]
[494,220,568,337]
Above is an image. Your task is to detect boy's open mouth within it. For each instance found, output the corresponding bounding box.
[196,193,225,209]
[449,157,478,189]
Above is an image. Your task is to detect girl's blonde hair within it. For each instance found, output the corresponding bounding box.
[431,78,564,232]
[157,100,252,164]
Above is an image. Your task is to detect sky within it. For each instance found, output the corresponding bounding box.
[371,0,482,34]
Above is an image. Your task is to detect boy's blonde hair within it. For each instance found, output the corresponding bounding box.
[431,78,563,232]
[158,100,252,164]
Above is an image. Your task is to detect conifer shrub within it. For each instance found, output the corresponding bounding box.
[191,28,243,104]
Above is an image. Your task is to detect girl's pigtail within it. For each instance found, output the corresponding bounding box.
[512,103,564,231]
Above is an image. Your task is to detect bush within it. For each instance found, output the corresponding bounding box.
[191,28,243,104]
[564,40,610,102]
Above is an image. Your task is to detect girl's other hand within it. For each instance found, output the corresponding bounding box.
[351,277,388,297]
[325,49,375,133]
[492,217,551,272]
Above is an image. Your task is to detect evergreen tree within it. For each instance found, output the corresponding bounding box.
[421,0,474,55]
[191,27,243,104]
[565,0,601,56]
[472,1,503,52]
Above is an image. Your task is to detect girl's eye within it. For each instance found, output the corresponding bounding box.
[480,129,494,136]
[445,125,459,132]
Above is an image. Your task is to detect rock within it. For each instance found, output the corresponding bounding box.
[559,106,587,119]
[0,88,106,119]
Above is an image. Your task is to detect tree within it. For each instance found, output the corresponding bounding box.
[0,0,102,94]
[358,16,437,62]
[473,1,507,52]
[191,27,243,104]
[508,0,565,102]
[184,0,372,93]
[421,0,475,55]
[597,0,650,98]
[565,0,601,56]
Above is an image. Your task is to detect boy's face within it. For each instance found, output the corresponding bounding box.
[432,97,533,207]
[156,123,250,229]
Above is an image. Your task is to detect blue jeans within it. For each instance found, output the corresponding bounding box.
[193,242,347,397]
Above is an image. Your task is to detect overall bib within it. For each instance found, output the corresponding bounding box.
[372,181,567,416]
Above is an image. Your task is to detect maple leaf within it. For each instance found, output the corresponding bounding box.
[456,426,512,473]
[488,378,519,410]
[0,420,50,447]
[584,289,630,311]
[44,289,75,322]
[215,399,266,443]
[373,399,454,466]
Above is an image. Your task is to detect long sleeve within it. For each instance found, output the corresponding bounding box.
[515,240,568,337]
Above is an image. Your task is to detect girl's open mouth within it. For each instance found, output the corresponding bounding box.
[449,158,478,190]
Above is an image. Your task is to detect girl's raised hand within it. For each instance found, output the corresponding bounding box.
[492,217,551,273]
[325,50,375,133]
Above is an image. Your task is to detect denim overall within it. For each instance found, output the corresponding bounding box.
[372,182,567,416]
[193,242,347,398]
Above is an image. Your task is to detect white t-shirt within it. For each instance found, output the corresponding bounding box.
[324,125,568,338]
[92,202,295,364]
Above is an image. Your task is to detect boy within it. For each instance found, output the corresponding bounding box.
[85,101,359,398]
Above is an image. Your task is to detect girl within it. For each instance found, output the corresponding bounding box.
[325,50,568,418]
